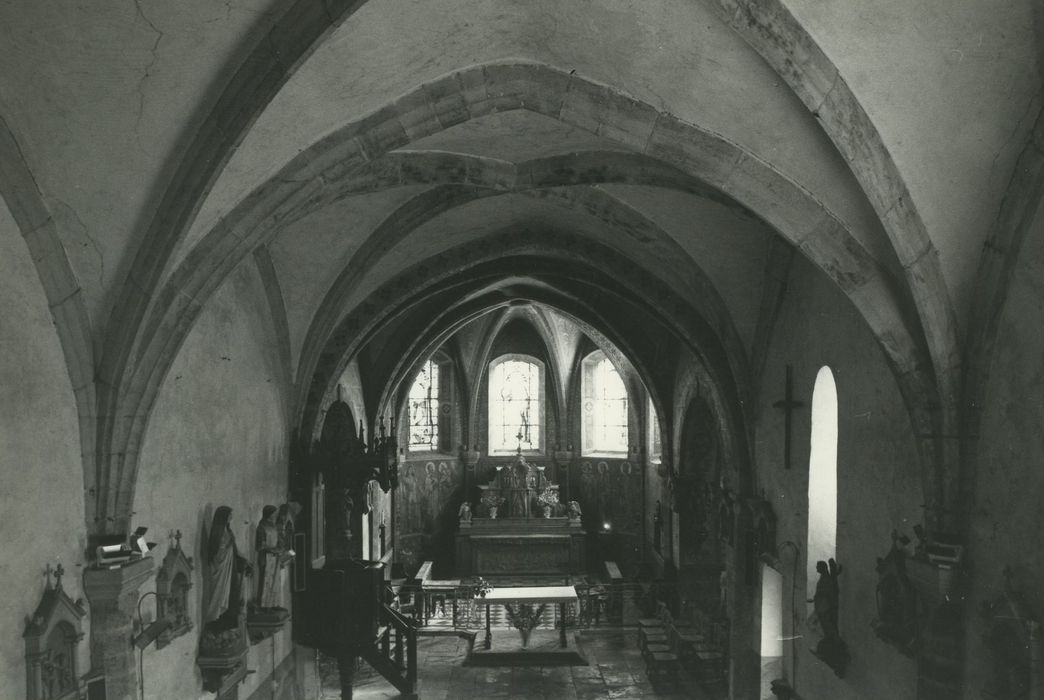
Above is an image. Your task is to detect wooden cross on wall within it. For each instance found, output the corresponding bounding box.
[773,365,804,470]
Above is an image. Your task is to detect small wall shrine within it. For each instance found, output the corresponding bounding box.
[24,562,87,700]
[155,530,194,649]
[456,451,585,575]
[979,567,1036,700]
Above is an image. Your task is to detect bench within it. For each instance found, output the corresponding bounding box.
[683,611,728,684]
[640,604,729,685]
[637,600,668,647]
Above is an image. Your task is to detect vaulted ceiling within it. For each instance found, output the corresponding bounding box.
[1,0,1040,533]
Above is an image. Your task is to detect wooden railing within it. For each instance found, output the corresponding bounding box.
[359,602,418,695]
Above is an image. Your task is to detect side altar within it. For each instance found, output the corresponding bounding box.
[455,452,586,575]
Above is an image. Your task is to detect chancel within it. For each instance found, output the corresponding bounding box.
[1,3,1041,700]
[456,446,586,576]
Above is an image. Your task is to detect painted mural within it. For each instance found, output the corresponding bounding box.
[395,458,463,573]
[571,458,643,572]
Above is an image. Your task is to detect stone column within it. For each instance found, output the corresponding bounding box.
[83,557,154,700]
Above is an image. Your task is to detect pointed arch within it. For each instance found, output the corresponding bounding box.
[96,62,937,538]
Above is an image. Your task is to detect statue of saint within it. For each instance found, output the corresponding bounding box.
[810,557,849,676]
[339,488,354,538]
[203,506,252,631]
[255,506,281,610]
[568,500,582,520]
[458,501,472,523]
[813,558,843,641]
[510,465,528,517]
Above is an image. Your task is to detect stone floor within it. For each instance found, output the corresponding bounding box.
[319,629,728,699]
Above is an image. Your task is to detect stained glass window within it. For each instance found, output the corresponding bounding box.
[408,360,439,451]
[582,351,629,455]
[489,356,542,454]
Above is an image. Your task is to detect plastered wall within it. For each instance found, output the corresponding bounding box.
[133,261,292,699]
[0,200,91,699]
[964,196,1044,699]
[753,255,922,700]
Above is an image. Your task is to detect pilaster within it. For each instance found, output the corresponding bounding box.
[83,557,154,700]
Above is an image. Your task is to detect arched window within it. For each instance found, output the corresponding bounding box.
[407,359,439,451]
[806,366,838,606]
[488,354,544,454]
[582,351,629,456]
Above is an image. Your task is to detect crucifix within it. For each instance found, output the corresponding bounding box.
[773,365,804,470]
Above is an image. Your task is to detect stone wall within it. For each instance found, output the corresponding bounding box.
[0,200,91,700]
[133,261,293,699]
[963,198,1044,699]
[753,254,923,700]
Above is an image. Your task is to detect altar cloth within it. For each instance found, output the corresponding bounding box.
[473,586,578,604]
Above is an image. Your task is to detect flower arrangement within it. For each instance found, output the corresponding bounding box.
[536,487,559,508]
[504,602,547,632]
[480,492,505,510]
[470,577,493,598]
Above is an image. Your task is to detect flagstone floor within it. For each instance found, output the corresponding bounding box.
[319,629,728,700]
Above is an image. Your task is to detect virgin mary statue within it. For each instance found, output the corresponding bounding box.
[203,506,251,631]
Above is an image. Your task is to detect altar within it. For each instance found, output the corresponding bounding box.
[455,453,586,575]
[474,586,579,649]
[456,519,586,575]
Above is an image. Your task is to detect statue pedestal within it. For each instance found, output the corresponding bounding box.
[198,618,249,692]
[246,606,290,644]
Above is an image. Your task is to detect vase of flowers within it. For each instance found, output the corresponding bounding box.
[470,577,493,598]
[504,603,547,648]
[480,491,505,519]
[537,487,559,518]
